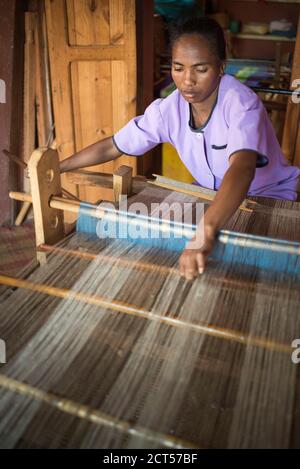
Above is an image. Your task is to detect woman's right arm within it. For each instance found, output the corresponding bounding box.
[60,137,122,173]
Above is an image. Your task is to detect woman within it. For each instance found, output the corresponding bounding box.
[60,18,300,280]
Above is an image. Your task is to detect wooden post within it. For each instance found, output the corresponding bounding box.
[28,148,65,264]
[35,2,54,147]
[113,165,133,204]
[24,12,36,165]
[15,201,31,226]
[282,14,300,178]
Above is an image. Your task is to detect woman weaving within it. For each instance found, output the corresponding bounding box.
[60,18,300,281]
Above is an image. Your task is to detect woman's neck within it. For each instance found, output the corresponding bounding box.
[191,81,220,117]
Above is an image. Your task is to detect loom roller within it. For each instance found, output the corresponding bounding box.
[9,191,300,277]
[6,146,300,277]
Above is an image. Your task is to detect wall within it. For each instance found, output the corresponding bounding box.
[0,0,25,225]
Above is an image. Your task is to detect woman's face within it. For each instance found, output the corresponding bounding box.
[171,33,224,104]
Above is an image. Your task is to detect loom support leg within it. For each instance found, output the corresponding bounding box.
[28,147,65,264]
[113,165,133,206]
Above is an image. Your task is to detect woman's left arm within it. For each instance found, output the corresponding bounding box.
[179,150,257,280]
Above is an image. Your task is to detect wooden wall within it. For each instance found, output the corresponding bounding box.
[0,0,25,225]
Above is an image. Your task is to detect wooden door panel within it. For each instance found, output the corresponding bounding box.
[45,0,137,212]
[67,0,125,46]
[71,60,114,203]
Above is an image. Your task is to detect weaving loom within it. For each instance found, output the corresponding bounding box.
[1,148,300,448]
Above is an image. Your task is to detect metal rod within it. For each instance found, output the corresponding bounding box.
[250,86,300,96]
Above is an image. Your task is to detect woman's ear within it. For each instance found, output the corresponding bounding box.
[219,61,226,77]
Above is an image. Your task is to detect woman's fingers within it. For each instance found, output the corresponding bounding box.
[179,224,217,280]
[196,252,205,274]
[179,249,200,280]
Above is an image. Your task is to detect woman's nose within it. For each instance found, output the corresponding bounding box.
[183,70,196,86]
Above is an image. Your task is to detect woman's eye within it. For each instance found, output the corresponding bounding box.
[196,68,208,73]
[173,68,183,72]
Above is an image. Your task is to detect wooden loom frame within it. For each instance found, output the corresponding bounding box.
[10,147,256,266]
[5,146,298,354]
[2,147,300,448]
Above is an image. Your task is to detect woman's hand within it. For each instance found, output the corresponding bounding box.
[178,151,257,281]
[179,223,216,280]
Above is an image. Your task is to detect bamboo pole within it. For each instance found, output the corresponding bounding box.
[148,180,254,213]
[0,274,291,354]
[37,243,299,298]
[10,191,300,255]
[9,192,95,217]
[0,374,197,449]
[39,243,177,275]
[9,191,195,238]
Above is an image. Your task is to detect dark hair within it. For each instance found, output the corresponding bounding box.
[169,17,226,61]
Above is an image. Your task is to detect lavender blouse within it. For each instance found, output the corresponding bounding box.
[113,74,300,200]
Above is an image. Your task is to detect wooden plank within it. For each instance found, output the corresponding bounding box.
[3,149,30,226]
[109,0,125,45]
[68,45,124,61]
[35,3,53,147]
[71,59,114,203]
[23,12,36,164]
[66,170,147,193]
[123,0,137,133]
[111,59,128,175]
[112,0,137,173]
[0,0,25,224]
[45,0,79,221]
[281,14,300,167]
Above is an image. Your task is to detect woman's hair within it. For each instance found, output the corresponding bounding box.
[169,17,226,61]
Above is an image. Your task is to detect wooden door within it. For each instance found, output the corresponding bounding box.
[45,0,137,208]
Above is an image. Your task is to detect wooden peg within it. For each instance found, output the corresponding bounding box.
[15,201,32,226]
[113,165,133,204]
[28,148,65,264]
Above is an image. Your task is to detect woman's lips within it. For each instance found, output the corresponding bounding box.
[182,90,199,98]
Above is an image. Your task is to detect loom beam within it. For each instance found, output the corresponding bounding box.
[8,148,300,275]
[10,148,135,264]
[0,273,292,354]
